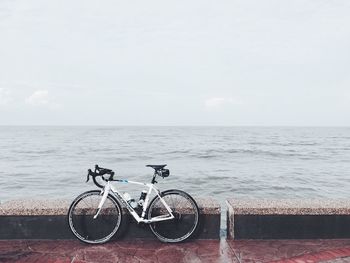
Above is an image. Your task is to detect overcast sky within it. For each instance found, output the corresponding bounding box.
[0,0,350,126]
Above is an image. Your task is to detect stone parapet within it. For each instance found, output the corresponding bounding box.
[227,199,350,239]
[0,197,220,240]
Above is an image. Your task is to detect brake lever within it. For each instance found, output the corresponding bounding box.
[86,169,92,182]
[108,171,115,181]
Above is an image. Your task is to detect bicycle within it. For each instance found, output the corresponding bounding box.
[67,164,199,244]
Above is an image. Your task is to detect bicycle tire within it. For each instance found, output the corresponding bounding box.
[147,189,199,243]
[68,190,122,244]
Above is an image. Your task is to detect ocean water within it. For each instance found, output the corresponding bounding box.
[1,126,350,207]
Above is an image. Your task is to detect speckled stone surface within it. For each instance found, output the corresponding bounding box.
[195,197,220,215]
[227,199,350,215]
[2,239,350,262]
[0,200,71,216]
[0,197,219,216]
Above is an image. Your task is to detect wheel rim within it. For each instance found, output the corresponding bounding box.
[69,192,121,244]
[148,192,199,242]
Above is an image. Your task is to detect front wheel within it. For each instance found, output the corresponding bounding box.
[148,190,199,243]
[68,190,122,244]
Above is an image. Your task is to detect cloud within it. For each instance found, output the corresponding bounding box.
[204,97,237,110]
[25,90,62,109]
[0,88,12,106]
[25,90,49,106]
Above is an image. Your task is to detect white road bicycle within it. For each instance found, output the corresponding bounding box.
[68,164,199,244]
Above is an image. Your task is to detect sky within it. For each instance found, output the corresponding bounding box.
[0,0,350,126]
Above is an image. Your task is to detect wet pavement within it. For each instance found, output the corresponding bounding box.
[1,239,350,263]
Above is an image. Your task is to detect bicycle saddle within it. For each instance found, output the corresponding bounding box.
[146,164,167,170]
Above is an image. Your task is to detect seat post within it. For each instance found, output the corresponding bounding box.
[151,171,157,184]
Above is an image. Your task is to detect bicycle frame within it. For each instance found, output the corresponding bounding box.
[94,179,175,224]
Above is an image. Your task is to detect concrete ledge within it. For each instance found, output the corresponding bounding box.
[0,197,220,240]
[227,199,350,239]
[0,200,71,216]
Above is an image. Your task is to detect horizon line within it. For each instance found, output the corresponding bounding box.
[1,124,350,128]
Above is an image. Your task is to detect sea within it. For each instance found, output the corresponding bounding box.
[1,126,350,214]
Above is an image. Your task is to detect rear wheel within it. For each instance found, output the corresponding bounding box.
[68,190,122,244]
[148,190,199,243]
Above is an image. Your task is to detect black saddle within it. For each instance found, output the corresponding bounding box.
[146,164,167,170]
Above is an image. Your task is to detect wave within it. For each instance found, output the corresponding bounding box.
[13,149,58,154]
[184,148,327,160]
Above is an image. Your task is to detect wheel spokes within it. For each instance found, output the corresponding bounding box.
[149,192,199,242]
[69,192,121,244]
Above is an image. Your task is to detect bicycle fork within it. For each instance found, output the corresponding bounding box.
[93,183,110,219]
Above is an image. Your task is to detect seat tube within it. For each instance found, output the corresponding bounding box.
[141,185,153,218]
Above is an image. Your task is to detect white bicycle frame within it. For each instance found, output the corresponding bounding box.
[94,179,175,224]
